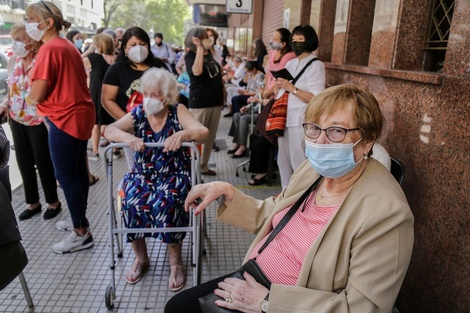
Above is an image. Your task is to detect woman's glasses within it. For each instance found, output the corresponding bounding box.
[302,122,359,143]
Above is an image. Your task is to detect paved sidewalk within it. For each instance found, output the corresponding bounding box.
[0,114,281,313]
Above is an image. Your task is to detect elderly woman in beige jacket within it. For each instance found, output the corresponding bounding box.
[165,85,414,313]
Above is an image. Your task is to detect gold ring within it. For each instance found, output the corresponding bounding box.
[225,295,233,303]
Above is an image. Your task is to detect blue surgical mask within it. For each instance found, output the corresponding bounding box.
[269,41,282,50]
[305,138,363,178]
[74,39,83,49]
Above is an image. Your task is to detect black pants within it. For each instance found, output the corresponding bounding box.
[249,134,275,174]
[165,274,231,313]
[9,119,58,205]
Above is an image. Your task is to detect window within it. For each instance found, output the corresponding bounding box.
[423,0,455,72]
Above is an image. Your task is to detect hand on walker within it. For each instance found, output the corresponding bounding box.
[128,137,145,152]
[163,132,184,152]
[184,182,235,215]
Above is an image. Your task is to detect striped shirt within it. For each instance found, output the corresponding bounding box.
[248,190,339,285]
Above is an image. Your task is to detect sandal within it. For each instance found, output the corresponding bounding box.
[126,258,150,285]
[169,265,185,292]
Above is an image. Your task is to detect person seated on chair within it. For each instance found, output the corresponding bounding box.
[104,68,209,290]
[230,61,265,116]
[165,85,414,313]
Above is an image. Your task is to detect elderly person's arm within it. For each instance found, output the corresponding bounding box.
[103,114,145,152]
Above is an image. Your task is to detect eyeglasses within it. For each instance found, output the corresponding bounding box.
[39,1,54,15]
[302,122,359,143]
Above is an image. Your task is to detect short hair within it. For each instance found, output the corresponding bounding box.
[66,29,80,43]
[96,27,107,34]
[304,85,384,142]
[233,55,243,63]
[25,1,71,33]
[140,68,179,104]
[154,32,163,39]
[245,61,257,71]
[10,22,42,53]
[291,25,319,52]
[205,27,218,41]
[103,29,116,40]
[184,27,208,52]
[93,33,115,55]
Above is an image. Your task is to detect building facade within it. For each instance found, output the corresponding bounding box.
[0,0,103,35]
[187,0,469,312]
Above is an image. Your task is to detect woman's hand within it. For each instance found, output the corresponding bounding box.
[191,36,203,49]
[213,272,269,313]
[127,136,145,152]
[184,181,235,215]
[275,77,295,93]
[163,132,184,152]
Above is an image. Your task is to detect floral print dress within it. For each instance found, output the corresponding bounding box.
[121,103,190,243]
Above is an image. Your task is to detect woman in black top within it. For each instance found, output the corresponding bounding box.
[184,27,224,176]
[83,33,116,160]
[102,26,166,168]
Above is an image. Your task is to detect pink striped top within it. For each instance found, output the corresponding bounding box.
[247,190,339,285]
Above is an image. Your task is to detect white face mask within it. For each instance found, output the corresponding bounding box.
[202,37,214,50]
[12,41,29,58]
[25,21,46,42]
[127,45,148,64]
[143,97,165,115]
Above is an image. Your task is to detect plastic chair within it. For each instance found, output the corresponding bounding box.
[390,157,405,185]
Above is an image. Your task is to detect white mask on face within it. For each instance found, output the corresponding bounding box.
[127,45,148,63]
[143,97,165,115]
[25,22,46,42]
[202,37,214,50]
[12,41,29,58]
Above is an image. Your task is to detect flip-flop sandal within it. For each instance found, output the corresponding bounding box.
[169,265,185,292]
[126,258,150,285]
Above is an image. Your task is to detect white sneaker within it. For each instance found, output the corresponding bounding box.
[56,219,73,231]
[52,231,94,254]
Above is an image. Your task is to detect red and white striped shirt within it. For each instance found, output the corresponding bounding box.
[248,190,339,285]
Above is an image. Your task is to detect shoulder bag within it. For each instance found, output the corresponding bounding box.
[198,176,323,313]
[265,57,319,138]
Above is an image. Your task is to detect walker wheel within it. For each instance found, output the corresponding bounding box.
[105,286,114,309]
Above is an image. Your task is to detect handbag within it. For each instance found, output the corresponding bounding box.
[198,176,323,313]
[265,57,319,138]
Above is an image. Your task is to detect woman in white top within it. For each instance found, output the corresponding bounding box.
[274,25,326,189]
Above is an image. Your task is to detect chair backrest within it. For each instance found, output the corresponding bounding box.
[390,157,405,185]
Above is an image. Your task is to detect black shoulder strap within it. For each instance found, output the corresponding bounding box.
[255,175,323,256]
[292,57,319,85]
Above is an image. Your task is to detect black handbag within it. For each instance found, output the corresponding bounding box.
[198,176,323,313]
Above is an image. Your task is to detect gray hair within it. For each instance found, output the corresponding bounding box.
[103,29,116,40]
[140,68,179,104]
[184,27,208,52]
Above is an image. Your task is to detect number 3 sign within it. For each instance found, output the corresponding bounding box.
[226,0,253,14]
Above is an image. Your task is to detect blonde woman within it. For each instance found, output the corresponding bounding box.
[82,33,116,160]
[25,1,95,253]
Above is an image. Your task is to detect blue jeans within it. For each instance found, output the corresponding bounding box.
[47,119,89,229]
